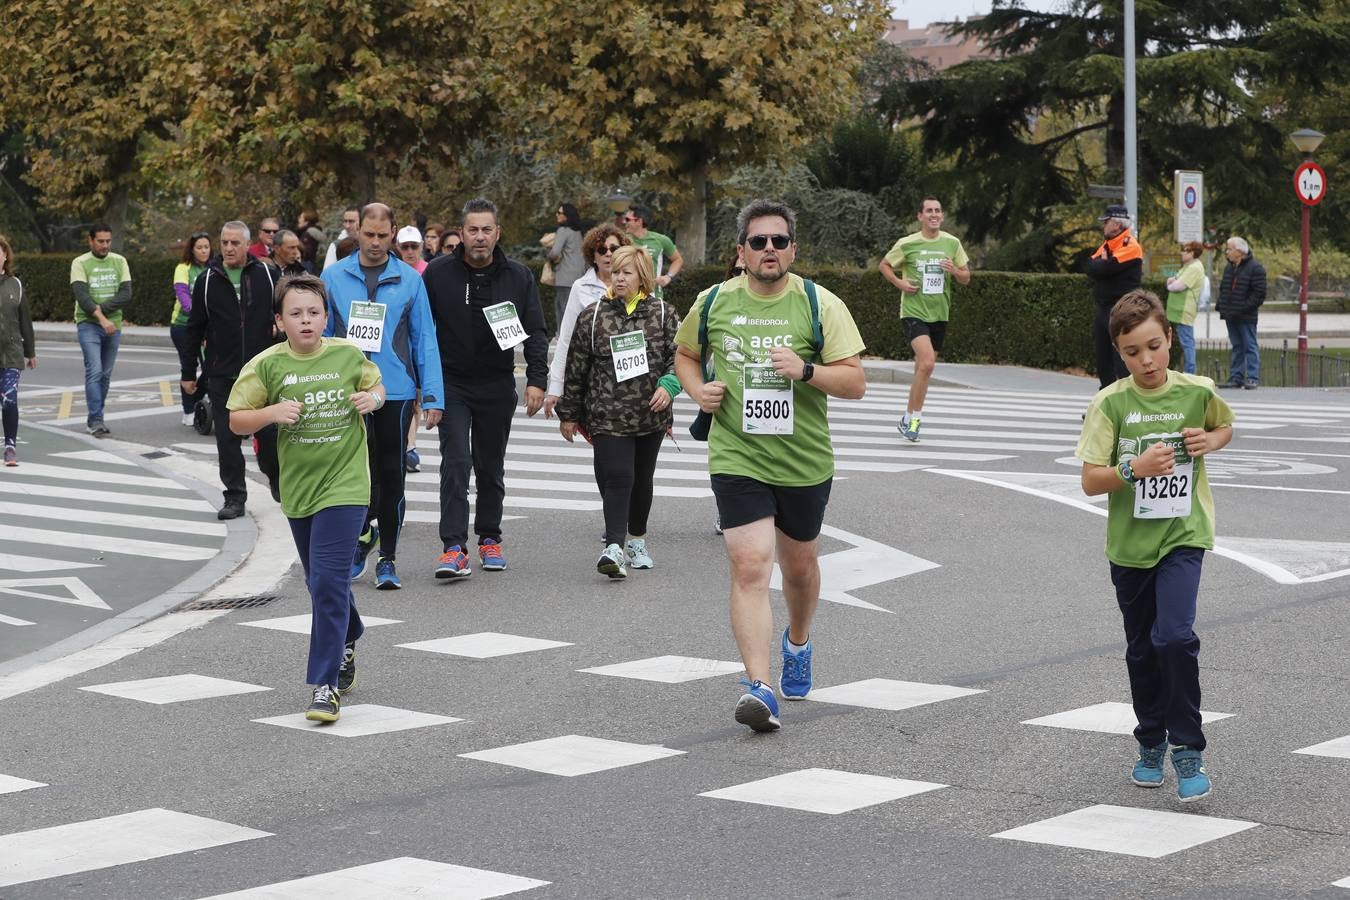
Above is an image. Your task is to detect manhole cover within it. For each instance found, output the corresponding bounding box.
[175,594,282,612]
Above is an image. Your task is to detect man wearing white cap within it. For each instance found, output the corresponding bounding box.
[396,225,428,275]
[321,202,444,590]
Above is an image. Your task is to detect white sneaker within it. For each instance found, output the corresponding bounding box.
[182,412,195,426]
[625,537,653,569]
[597,543,627,579]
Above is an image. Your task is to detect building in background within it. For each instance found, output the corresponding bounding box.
[883,17,992,70]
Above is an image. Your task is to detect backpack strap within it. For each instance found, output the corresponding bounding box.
[697,283,722,380]
[802,278,823,359]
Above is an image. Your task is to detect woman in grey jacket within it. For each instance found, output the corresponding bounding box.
[547,203,587,334]
[0,235,36,466]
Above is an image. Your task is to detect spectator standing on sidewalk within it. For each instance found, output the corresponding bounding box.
[1166,241,1206,375]
[1216,236,1267,389]
[1084,204,1143,390]
[70,224,131,437]
[546,203,586,333]
[0,235,36,467]
[182,220,282,519]
[170,232,211,426]
[323,206,361,271]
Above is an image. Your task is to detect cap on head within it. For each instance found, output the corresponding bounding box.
[1098,204,1130,221]
[396,225,422,244]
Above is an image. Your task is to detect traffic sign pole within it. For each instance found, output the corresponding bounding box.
[1294,160,1327,386]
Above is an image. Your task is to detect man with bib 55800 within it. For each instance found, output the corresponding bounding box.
[675,199,866,733]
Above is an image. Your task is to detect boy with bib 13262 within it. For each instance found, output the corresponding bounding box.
[1076,289,1234,802]
[228,273,384,724]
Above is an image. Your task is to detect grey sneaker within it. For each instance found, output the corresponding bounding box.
[597,543,627,579]
[1131,741,1166,788]
[625,537,653,569]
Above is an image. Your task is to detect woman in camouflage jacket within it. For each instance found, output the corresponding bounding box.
[558,246,682,579]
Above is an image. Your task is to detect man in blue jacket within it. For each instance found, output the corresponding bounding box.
[323,202,444,589]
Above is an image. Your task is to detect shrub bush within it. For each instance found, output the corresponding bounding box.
[20,252,1167,376]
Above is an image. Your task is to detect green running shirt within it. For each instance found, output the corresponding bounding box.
[882,230,969,323]
[228,338,381,519]
[1076,370,1234,568]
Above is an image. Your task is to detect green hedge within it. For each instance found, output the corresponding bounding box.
[18,252,1168,375]
[15,253,180,327]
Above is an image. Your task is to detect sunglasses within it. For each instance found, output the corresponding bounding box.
[595,245,622,256]
[260,228,278,234]
[399,243,421,250]
[746,234,791,251]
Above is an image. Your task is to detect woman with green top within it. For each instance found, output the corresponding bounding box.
[1166,240,1206,374]
[558,245,681,579]
[0,235,36,467]
[171,232,211,425]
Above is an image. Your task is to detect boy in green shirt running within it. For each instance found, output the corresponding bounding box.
[1076,290,1234,802]
[228,273,384,724]
[879,197,970,441]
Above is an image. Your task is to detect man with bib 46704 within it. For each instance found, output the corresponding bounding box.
[674,199,866,733]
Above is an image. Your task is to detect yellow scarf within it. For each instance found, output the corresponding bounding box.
[607,287,646,316]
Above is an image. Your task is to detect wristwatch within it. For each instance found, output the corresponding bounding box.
[801,361,815,383]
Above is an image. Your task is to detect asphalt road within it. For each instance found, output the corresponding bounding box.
[2,341,1350,898]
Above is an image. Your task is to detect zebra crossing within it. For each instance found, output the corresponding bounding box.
[8,612,1350,895]
[159,382,1350,529]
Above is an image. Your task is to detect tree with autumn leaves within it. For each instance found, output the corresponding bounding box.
[0,0,886,260]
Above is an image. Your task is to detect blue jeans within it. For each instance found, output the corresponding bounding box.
[1173,323,1195,374]
[288,505,367,686]
[76,321,121,425]
[1224,319,1259,385]
[1111,547,1206,751]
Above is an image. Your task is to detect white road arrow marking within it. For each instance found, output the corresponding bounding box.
[929,469,1350,585]
[771,524,939,613]
[0,613,34,627]
[0,577,112,610]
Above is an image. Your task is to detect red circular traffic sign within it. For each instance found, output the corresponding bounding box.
[1295,161,1327,206]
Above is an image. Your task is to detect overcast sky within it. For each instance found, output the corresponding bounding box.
[890,0,1063,27]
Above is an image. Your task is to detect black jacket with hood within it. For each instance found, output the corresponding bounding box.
[182,254,281,380]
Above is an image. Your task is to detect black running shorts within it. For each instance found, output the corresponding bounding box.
[902,317,947,353]
[710,474,833,542]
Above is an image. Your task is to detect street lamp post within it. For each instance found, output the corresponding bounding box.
[1291,128,1326,386]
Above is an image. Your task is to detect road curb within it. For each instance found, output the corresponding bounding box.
[0,423,258,680]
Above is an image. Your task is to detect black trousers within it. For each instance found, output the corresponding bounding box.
[437,378,516,549]
[207,376,278,505]
[591,430,665,546]
[1093,302,1129,389]
[365,399,415,560]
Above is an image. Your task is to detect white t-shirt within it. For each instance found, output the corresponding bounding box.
[548,267,609,396]
[322,229,351,270]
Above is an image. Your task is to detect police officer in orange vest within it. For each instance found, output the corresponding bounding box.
[1085,204,1144,389]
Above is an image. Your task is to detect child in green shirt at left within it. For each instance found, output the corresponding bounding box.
[228,273,383,724]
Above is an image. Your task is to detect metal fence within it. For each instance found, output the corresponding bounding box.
[1194,339,1350,388]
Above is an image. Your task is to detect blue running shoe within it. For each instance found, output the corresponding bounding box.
[1171,746,1212,802]
[405,447,421,473]
[375,557,401,590]
[350,525,380,581]
[435,545,472,579]
[734,679,781,732]
[779,629,813,700]
[1130,741,1166,788]
[478,539,507,571]
[898,414,922,442]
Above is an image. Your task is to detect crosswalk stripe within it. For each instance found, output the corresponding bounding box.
[3,526,219,561]
[0,808,271,888]
[45,404,185,427]
[49,449,139,466]
[0,501,226,536]
[0,462,186,490]
[0,479,214,512]
[0,552,102,573]
[410,460,709,481]
[0,612,34,626]
[195,856,550,899]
